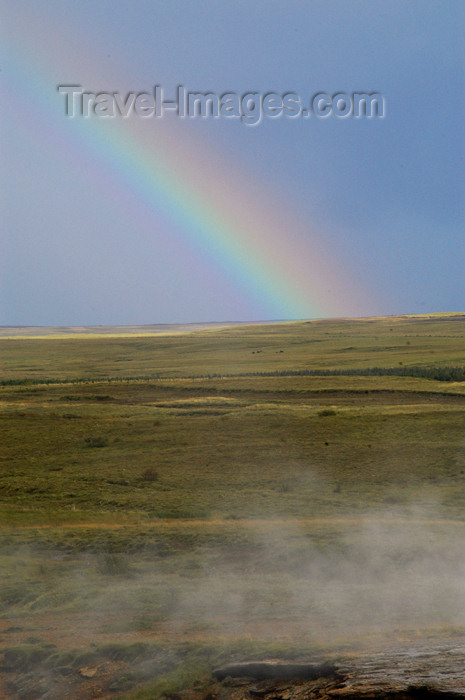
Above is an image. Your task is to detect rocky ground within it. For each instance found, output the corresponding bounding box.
[2,639,465,698]
[170,642,465,700]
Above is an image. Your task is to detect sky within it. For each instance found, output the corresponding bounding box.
[1,0,464,325]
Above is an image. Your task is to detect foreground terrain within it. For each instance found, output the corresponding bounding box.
[0,314,464,698]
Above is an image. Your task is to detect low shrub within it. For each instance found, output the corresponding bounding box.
[141,467,159,482]
[97,553,132,577]
[84,436,108,448]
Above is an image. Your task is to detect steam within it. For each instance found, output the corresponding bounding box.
[45,508,465,643]
[3,501,465,697]
[159,510,465,643]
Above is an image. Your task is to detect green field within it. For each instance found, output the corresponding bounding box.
[0,314,464,698]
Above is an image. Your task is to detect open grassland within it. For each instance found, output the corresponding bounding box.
[0,314,464,698]
[1,314,465,381]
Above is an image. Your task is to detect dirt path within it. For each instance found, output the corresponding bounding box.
[2,516,465,530]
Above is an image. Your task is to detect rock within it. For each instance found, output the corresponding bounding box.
[212,661,338,681]
[79,665,98,678]
[210,643,465,699]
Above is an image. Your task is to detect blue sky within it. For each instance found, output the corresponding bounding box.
[1,0,464,325]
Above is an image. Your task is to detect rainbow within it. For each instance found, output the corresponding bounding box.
[3,12,368,321]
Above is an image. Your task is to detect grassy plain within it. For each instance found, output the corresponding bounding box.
[0,314,464,698]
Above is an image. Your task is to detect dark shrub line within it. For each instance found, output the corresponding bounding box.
[212,365,465,382]
[1,364,464,386]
